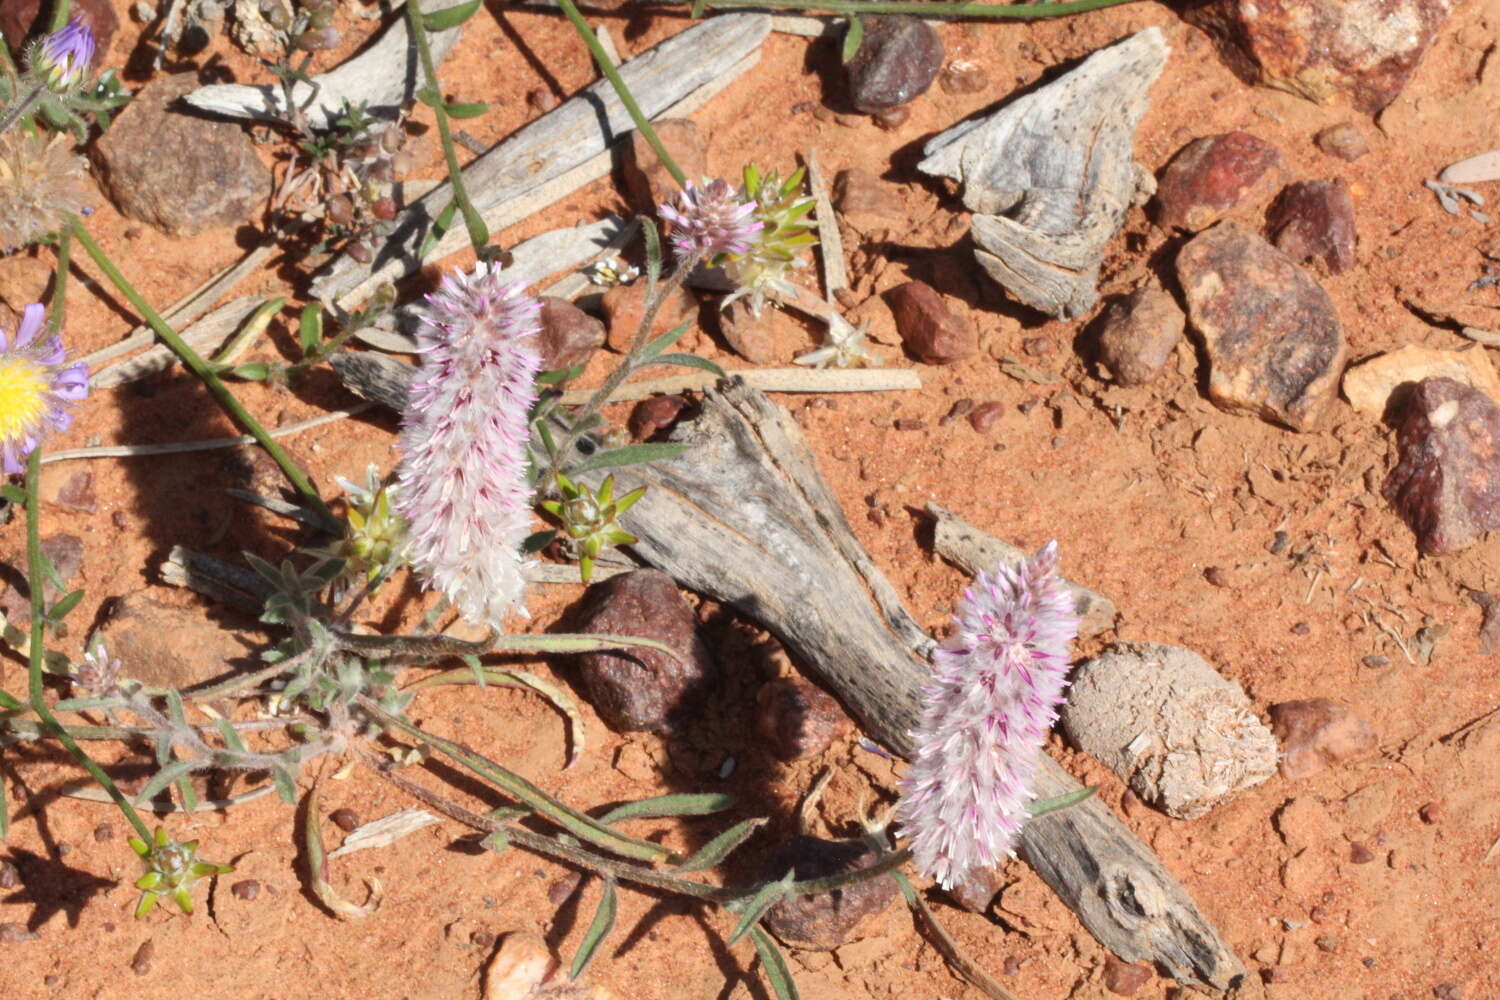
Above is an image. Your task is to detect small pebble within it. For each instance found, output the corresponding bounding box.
[1363,957,1377,968]
[1002,955,1023,976]
[0,862,18,889]
[1349,842,1375,864]
[1315,935,1339,953]
[1362,655,1390,668]
[1268,530,1289,555]
[0,922,38,943]
[790,100,813,115]
[1022,336,1054,357]
[968,402,1005,433]
[1434,984,1462,1000]
[43,974,59,987]
[1314,122,1370,162]
[939,60,989,95]
[893,418,925,431]
[93,823,115,843]
[525,88,558,114]
[548,872,582,906]
[1204,566,1229,587]
[1291,622,1311,635]
[1419,801,1444,825]
[230,879,261,901]
[872,105,910,130]
[330,808,360,833]
[130,939,154,976]
[471,929,496,950]
[867,507,887,527]
[939,398,975,425]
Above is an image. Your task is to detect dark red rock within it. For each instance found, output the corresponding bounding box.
[1268,698,1377,779]
[1383,377,1500,555]
[0,0,117,64]
[628,395,687,441]
[91,75,272,237]
[946,864,1002,913]
[1266,180,1357,276]
[887,280,975,364]
[845,15,944,113]
[623,119,706,213]
[329,808,360,833]
[968,402,1004,433]
[1103,955,1154,995]
[1094,287,1186,386]
[1349,842,1375,864]
[1187,0,1459,113]
[756,677,848,761]
[536,297,605,373]
[761,836,899,948]
[1314,122,1370,162]
[1153,132,1284,233]
[871,104,910,130]
[1176,223,1346,430]
[572,570,714,732]
[600,281,697,354]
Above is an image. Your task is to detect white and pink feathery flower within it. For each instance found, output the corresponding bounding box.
[658,179,763,260]
[395,262,542,629]
[897,542,1079,889]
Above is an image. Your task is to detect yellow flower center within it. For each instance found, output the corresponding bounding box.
[0,356,49,441]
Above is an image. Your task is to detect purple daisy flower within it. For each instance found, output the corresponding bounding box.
[658,179,763,260]
[394,262,542,628]
[36,17,95,90]
[896,542,1079,889]
[0,303,88,475]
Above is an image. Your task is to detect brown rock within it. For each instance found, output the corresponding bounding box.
[714,297,786,364]
[1314,122,1370,162]
[600,281,697,354]
[535,297,605,373]
[92,75,272,236]
[1268,698,1377,779]
[628,395,686,441]
[1342,346,1500,419]
[1153,132,1284,232]
[969,401,1005,433]
[761,836,899,948]
[844,15,944,113]
[1176,223,1346,430]
[871,105,910,131]
[887,280,975,364]
[36,466,96,513]
[756,676,848,761]
[1382,377,1500,555]
[1419,801,1444,825]
[1188,0,1459,112]
[91,593,256,690]
[939,60,989,96]
[832,168,904,224]
[622,119,706,212]
[0,0,117,63]
[572,570,714,733]
[946,864,1002,913]
[526,88,558,114]
[1103,955,1154,995]
[1094,287,1186,386]
[1266,180,1357,275]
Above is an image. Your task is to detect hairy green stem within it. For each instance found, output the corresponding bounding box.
[68,218,336,529]
[49,0,73,32]
[406,0,489,254]
[0,84,46,137]
[49,229,70,333]
[24,450,152,842]
[677,0,1139,17]
[553,0,686,186]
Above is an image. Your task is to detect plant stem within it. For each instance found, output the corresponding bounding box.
[677,0,1139,17]
[68,218,336,530]
[49,228,70,334]
[49,0,73,32]
[405,0,489,255]
[553,0,686,187]
[0,84,46,137]
[24,450,152,843]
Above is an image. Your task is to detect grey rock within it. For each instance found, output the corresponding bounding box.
[1095,287,1185,386]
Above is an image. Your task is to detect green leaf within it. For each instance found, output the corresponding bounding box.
[690,0,707,16]
[445,101,488,119]
[673,817,767,873]
[568,442,689,475]
[536,364,585,386]
[459,202,490,251]
[216,718,248,755]
[642,212,663,287]
[298,303,324,355]
[45,589,84,624]
[419,0,482,31]
[522,530,558,553]
[727,870,793,946]
[640,320,692,359]
[841,17,865,63]
[0,484,25,504]
[271,765,298,804]
[750,925,802,1000]
[415,86,442,108]
[0,687,24,711]
[486,632,682,663]
[570,880,617,979]
[176,772,200,813]
[137,760,200,803]
[228,362,271,381]
[408,664,588,767]
[419,200,459,258]
[648,352,725,377]
[598,792,734,825]
[1028,785,1095,818]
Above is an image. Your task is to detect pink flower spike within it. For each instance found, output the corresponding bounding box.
[658,179,763,260]
[394,261,542,628]
[896,542,1079,889]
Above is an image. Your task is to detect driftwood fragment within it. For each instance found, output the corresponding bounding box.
[310,14,771,313]
[330,357,1245,989]
[917,28,1168,319]
[926,502,1116,638]
[89,297,267,389]
[184,0,465,129]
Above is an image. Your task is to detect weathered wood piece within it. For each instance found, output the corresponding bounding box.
[310,14,771,313]
[330,357,1245,989]
[89,297,267,389]
[917,28,1168,319]
[926,502,1116,638]
[185,0,465,129]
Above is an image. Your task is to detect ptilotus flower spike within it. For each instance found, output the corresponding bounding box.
[32,17,96,91]
[723,164,818,315]
[0,131,92,252]
[0,303,88,475]
[896,542,1079,890]
[129,827,233,918]
[539,472,643,583]
[658,178,763,264]
[395,261,542,628]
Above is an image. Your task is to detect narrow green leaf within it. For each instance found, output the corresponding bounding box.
[750,925,802,1000]
[271,765,298,804]
[673,817,767,873]
[570,880,618,979]
[52,695,121,712]
[642,213,663,287]
[215,718,248,755]
[640,319,692,359]
[419,200,459,258]
[227,362,270,381]
[486,631,682,664]
[460,202,490,250]
[304,787,382,918]
[419,0,482,31]
[841,17,865,63]
[0,687,25,710]
[599,792,734,825]
[444,101,488,119]
[690,0,707,16]
[728,870,793,946]
[568,442,689,475]
[298,303,323,354]
[414,85,442,107]
[648,352,726,377]
[0,769,8,839]
[175,773,200,813]
[522,530,557,554]
[408,665,588,767]
[1,484,25,504]
[536,364,585,386]
[137,759,199,803]
[1028,785,1094,817]
[45,588,84,624]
